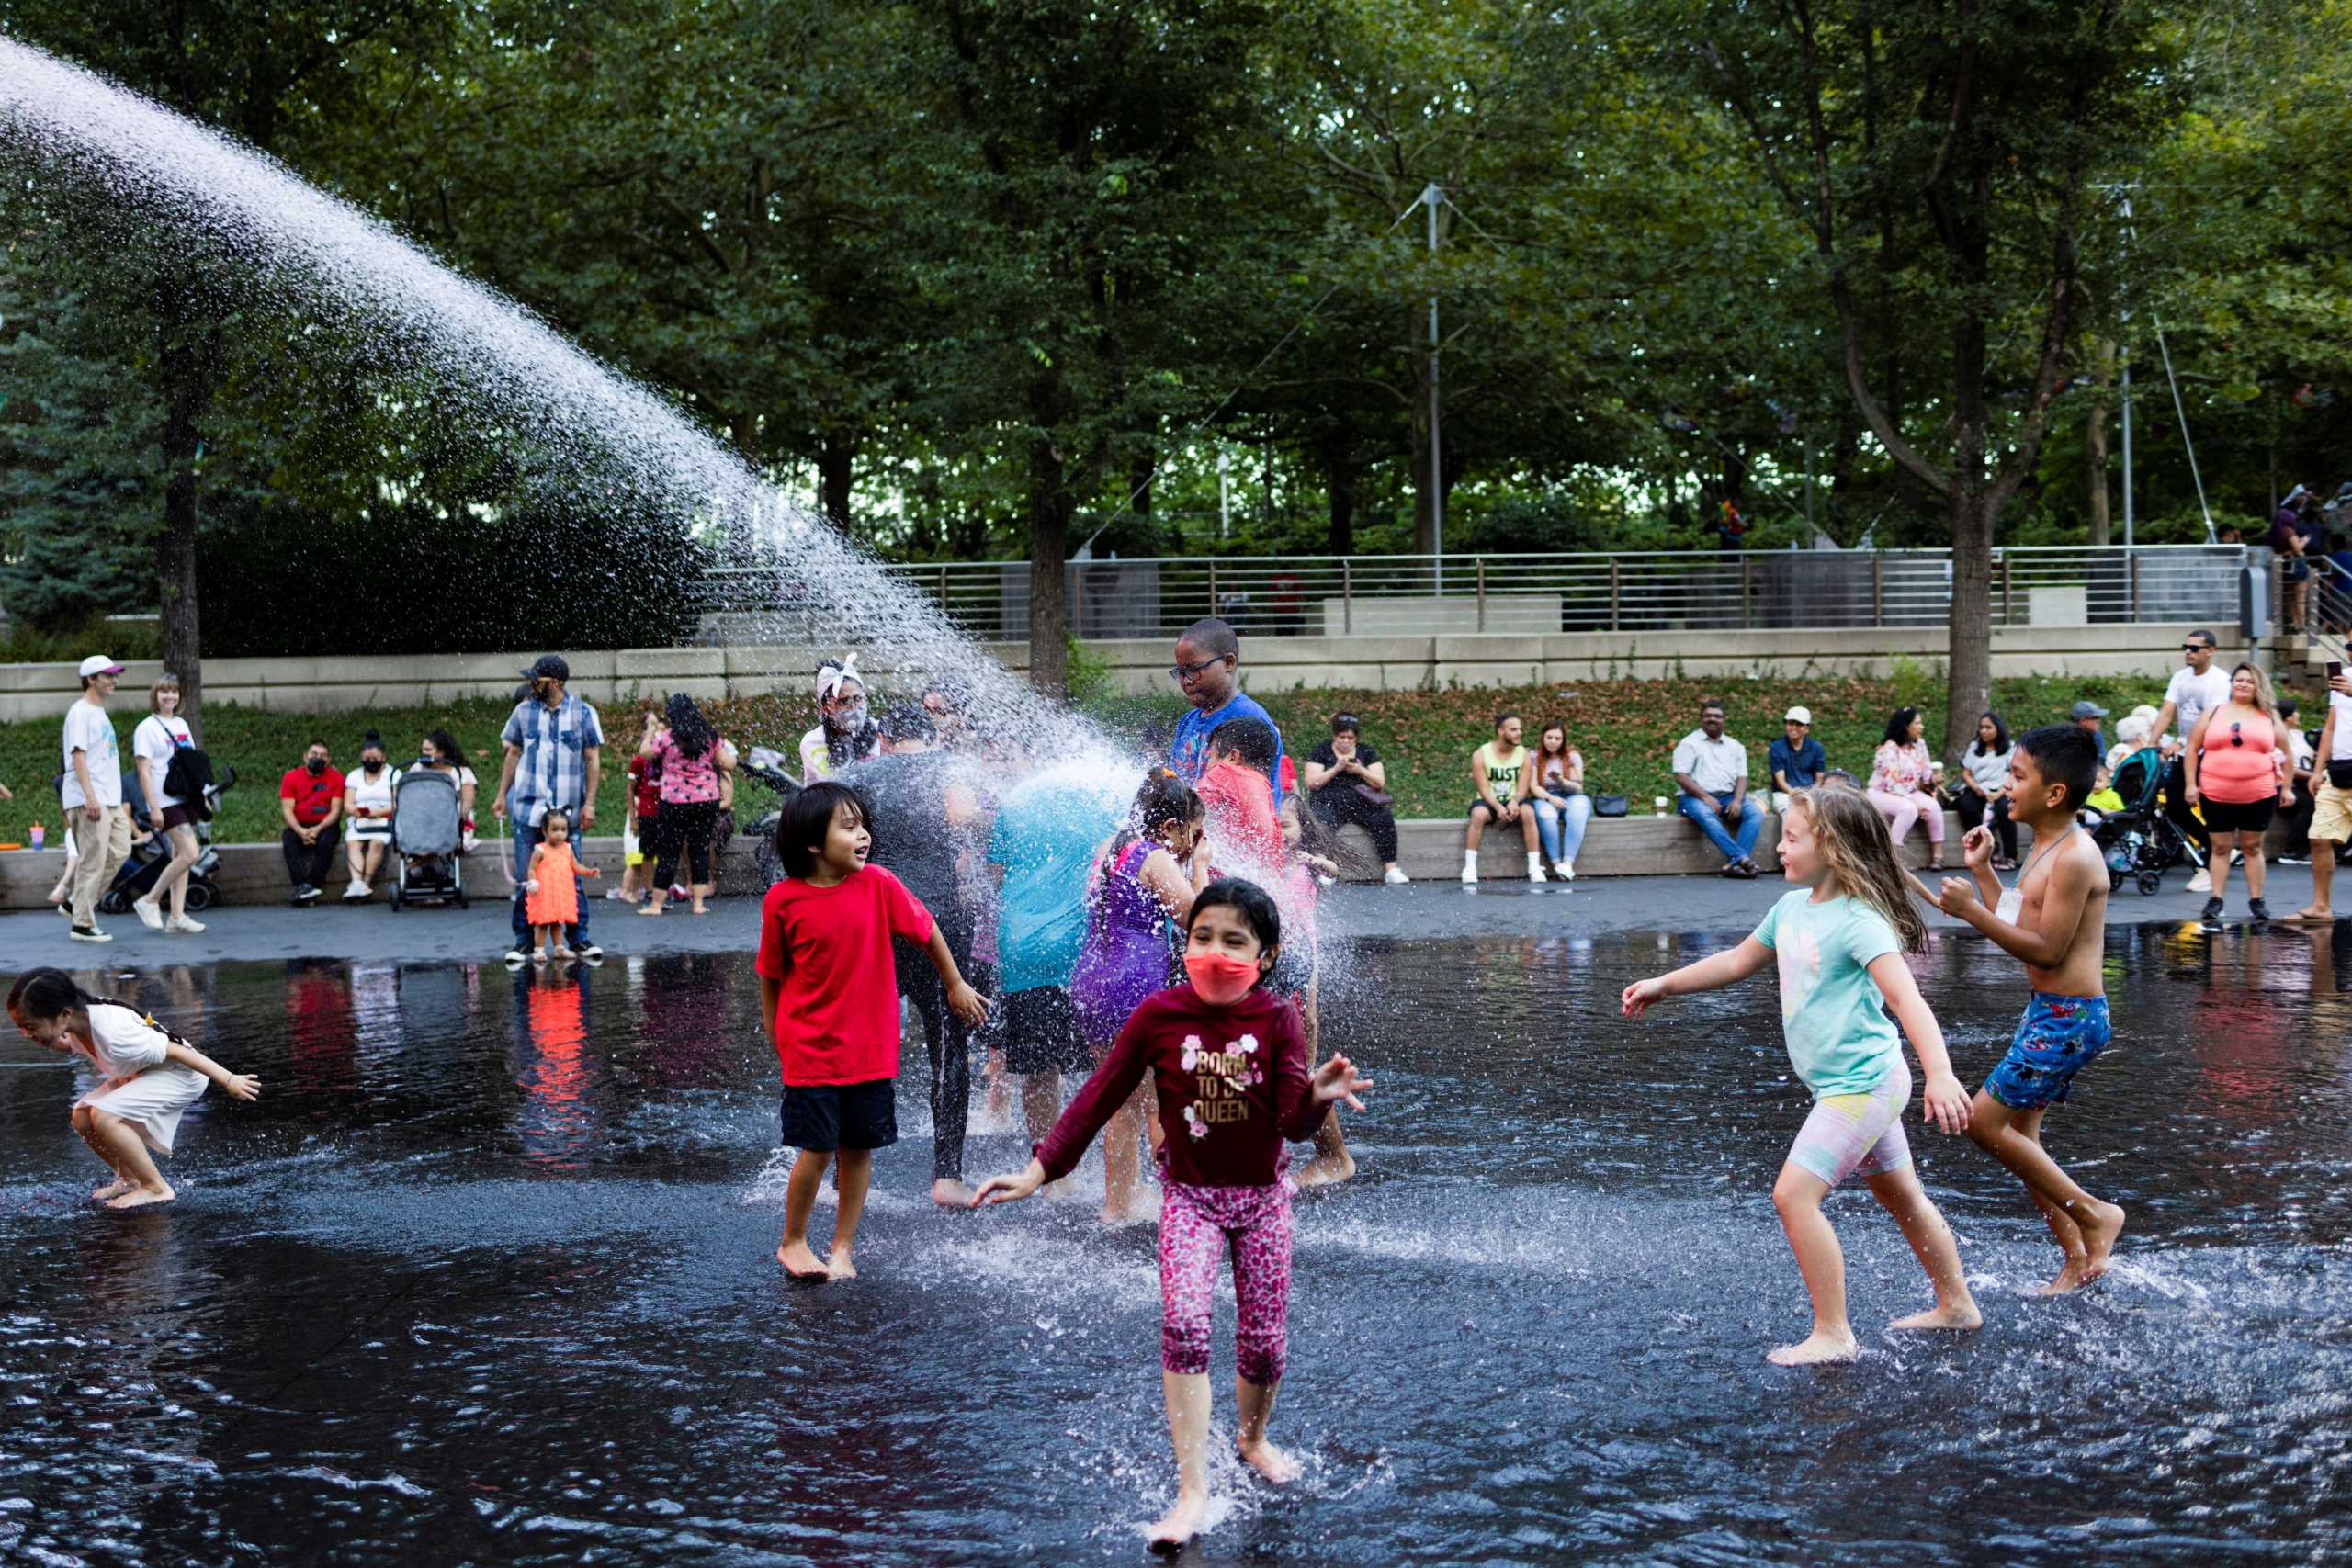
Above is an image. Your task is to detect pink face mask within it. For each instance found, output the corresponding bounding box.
[1183,949,1261,1007]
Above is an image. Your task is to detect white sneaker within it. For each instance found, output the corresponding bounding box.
[1528,861,1547,883]
[1555,859,1576,882]
[131,897,164,931]
[166,914,206,934]
[69,924,111,943]
[1460,863,1478,885]
[2188,867,2211,893]
[1383,866,1410,886]
[342,881,372,900]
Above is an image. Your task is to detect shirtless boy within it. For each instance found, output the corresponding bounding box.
[1917,723,2127,1292]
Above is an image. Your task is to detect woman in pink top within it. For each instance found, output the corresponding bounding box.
[639,693,731,916]
[1866,706,1944,870]
[2184,662,2292,924]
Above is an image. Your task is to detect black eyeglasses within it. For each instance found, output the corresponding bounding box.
[1169,656,1222,682]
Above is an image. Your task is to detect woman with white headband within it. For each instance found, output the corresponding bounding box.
[799,656,880,784]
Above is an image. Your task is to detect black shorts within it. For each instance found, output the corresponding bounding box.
[2202,795,2278,834]
[781,1078,899,1153]
[1466,798,1519,819]
[1000,986,1087,1074]
[159,804,197,831]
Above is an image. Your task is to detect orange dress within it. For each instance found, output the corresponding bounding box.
[527,841,582,926]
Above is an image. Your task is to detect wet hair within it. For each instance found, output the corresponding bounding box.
[1209,716,1279,772]
[7,968,190,1044]
[776,780,872,879]
[2013,723,2098,812]
[878,702,935,743]
[1283,790,1362,875]
[664,693,717,760]
[1112,768,1204,861]
[1329,712,1361,738]
[1189,877,1282,965]
[1883,706,1922,746]
[424,728,467,769]
[1970,710,2010,757]
[1177,616,1238,662]
[1787,788,1928,953]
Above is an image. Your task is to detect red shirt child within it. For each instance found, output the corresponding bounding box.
[1196,758,1281,872]
[755,865,935,1084]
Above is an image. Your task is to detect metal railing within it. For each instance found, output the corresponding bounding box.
[695,544,2250,644]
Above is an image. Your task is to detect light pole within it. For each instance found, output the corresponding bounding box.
[1217,450,1231,542]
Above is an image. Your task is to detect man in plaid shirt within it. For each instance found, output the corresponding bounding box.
[493,654,605,964]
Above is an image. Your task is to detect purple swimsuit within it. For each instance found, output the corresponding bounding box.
[1070,839,1175,1042]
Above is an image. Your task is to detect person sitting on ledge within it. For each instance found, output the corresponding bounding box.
[278,739,344,907]
[1866,705,1945,872]
[1769,706,1826,813]
[1462,712,1544,885]
[1675,699,1764,878]
[1302,714,1406,885]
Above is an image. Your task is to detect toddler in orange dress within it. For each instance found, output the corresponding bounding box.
[526,807,600,962]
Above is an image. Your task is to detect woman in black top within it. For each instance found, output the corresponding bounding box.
[1300,714,1405,884]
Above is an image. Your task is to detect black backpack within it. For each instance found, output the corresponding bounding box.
[163,748,217,819]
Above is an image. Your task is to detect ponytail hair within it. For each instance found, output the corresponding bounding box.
[1112,768,1204,859]
[7,967,190,1044]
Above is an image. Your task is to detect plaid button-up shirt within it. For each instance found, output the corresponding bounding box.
[502,693,604,827]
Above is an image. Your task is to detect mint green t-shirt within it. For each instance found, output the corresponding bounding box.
[1750,890,1903,1097]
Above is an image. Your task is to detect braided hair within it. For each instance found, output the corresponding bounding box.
[7,967,191,1046]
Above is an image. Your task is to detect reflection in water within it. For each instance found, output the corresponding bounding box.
[0,928,2345,1563]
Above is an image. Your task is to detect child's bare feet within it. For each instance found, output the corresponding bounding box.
[1238,1436,1301,1483]
[1767,1329,1860,1366]
[775,1239,830,1280]
[2037,1258,2090,1295]
[826,1249,858,1280]
[1146,1489,1208,1551]
[1890,1301,1983,1331]
[107,1182,175,1210]
[932,1178,975,1208]
[92,1178,134,1201]
[1292,1151,1356,1189]
[2075,1201,2126,1285]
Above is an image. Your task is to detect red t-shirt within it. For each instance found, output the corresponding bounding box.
[628,754,661,820]
[754,865,936,1085]
[1197,760,1281,870]
[280,765,345,826]
[1036,984,1317,1188]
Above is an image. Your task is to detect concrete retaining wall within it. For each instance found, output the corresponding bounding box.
[0,621,2251,720]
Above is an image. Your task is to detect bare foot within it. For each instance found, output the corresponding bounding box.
[2036,1258,2090,1295]
[1238,1437,1302,1484]
[1767,1329,1860,1366]
[826,1249,858,1280]
[92,1178,134,1201]
[1890,1301,1983,1332]
[775,1239,831,1280]
[1146,1490,1209,1552]
[1292,1152,1356,1190]
[107,1184,175,1210]
[2075,1201,2127,1285]
[932,1178,976,1208]
[2290,904,2335,924]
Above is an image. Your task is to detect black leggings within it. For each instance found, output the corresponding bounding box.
[896,917,976,1182]
[2163,759,2209,853]
[1309,785,1401,863]
[652,799,717,888]
[1955,791,2018,861]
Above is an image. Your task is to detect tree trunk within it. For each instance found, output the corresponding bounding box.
[1944,299,1994,768]
[155,276,217,742]
[817,431,856,531]
[1326,456,1358,557]
[1024,434,1071,698]
[2085,339,2114,547]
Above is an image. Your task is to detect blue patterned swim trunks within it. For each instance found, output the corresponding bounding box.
[1984,992,2110,1110]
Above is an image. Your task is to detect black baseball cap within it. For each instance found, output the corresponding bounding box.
[524,655,570,682]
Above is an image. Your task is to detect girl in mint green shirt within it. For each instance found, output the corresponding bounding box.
[1622,785,1980,1366]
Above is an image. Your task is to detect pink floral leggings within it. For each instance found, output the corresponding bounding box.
[1159,1178,1293,1384]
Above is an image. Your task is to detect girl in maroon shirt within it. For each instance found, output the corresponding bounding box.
[973,878,1370,1551]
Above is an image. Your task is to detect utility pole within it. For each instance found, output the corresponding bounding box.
[1424,181,1445,595]
[2119,192,2135,548]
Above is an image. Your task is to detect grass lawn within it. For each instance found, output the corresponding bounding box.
[0,672,2170,846]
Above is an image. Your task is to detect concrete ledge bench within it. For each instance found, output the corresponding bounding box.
[1344,808,1998,882]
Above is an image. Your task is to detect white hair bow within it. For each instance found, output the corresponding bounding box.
[817,654,862,703]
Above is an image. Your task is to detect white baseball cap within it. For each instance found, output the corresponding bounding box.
[1784,706,1812,725]
[77,655,124,679]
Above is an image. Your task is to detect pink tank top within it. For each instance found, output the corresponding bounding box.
[2199,707,2278,804]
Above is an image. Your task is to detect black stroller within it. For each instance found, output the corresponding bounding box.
[2084,744,2203,896]
[390,766,469,909]
[97,766,236,915]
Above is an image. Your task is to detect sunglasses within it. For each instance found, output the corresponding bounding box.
[2229,722,2245,748]
[2184,643,2211,652]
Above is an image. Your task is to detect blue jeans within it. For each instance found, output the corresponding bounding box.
[1679,790,1764,864]
[1532,792,1592,865]
[511,797,592,948]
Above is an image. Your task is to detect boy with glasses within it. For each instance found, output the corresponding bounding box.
[1167,617,1285,805]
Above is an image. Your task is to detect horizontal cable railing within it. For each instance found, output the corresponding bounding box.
[693,545,2252,645]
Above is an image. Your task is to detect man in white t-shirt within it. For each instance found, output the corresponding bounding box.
[61,654,132,942]
[2153,629,2231,889]
[2293,655,2352,922]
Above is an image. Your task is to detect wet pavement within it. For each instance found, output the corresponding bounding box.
[1,921,2348,1563]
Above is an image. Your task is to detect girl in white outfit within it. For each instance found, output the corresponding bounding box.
[8,967,261,1208]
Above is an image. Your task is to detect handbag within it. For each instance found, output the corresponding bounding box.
[2328,758,2352,791]
[1351,784,1394,807]
[1594,794,1630,818]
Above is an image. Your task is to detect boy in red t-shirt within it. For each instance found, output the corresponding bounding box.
[1194,716,1283,874]
[755,780,988,1280]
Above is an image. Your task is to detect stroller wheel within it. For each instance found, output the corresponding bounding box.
[97,888,126,916]
[2138,871,2164,896]
[186,883,216,913]
[2109,870,2126,893]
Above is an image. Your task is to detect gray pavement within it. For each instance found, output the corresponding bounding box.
[0,862,2330,970]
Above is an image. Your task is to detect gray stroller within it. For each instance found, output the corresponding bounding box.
[390,766,469,909]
